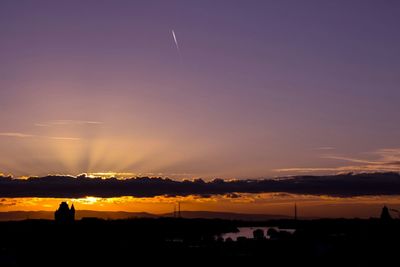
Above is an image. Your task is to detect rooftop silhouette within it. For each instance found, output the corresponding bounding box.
[54,202,75,223]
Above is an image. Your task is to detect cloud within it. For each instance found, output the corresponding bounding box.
[315,146,336,150]
[87,172,137,178]
[320,155,380,165]
[0,132,34,138]
[276,148,400,174]
[0,132,80,141]
[0,172,399,198]
[35,120,103,127]
[47,136,81,141]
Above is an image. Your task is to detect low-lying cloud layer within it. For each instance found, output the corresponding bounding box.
[0,172,399,198]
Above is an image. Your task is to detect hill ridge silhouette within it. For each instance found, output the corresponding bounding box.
[0,210,293,221]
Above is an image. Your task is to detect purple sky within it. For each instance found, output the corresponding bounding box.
[0,0,399,179]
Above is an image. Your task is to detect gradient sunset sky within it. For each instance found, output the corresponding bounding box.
[1,0,400,179]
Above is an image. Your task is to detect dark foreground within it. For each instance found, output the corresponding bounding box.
[0,218,399,266]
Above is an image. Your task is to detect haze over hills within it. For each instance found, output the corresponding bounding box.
[161,211,293,221]
[0,211,156,221]
[0,210,293,221]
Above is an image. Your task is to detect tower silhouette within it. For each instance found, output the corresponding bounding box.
[380,205,392,221]
[55,202,75,223]
[173,204,177,218]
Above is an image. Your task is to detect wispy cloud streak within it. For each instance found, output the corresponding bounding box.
[0,133,34,138]
[0,132,80,141]
[276,148,400,174]
[35,120,103,127]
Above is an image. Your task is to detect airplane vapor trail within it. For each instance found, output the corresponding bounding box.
[172,30,179,50]
[171,29,182,62]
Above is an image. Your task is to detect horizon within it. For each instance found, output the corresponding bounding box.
[0,206,392,219]
[1,197,398,220]
[1,172,400,219]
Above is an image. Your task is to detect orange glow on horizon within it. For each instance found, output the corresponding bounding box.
[1,193,400,219]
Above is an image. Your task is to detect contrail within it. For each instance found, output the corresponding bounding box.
[172,30,179,50]
[171,29,182,62]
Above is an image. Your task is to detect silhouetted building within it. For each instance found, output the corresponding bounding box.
[55,202,75,223]
[380,205,392,221]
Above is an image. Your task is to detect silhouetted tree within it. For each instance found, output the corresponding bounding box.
[253,229,265,240]
[267,228,279,239]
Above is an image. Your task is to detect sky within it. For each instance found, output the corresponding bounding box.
[1,0,400,180]
[2,194,400,219]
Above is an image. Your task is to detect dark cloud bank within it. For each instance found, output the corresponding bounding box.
[0,172,400,198]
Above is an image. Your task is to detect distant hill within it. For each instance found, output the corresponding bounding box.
[0,210,291,221]
[0,211,54,221]
[161,211,292,221]
[76,210,157,219]
[0,210,157,221]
